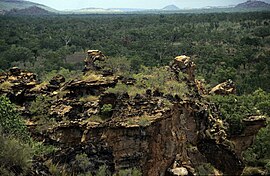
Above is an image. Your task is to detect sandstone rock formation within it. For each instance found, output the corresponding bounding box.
[170,55,196,82]
[230,116,267,158]
[0,52,266,176]
[210,79,236,95]
[0,67,37,104]
[83,50,107,72]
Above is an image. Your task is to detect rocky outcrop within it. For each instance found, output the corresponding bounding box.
[230,116,267,158]
[83,50,107,72]
[0,67,37,104]
[210,79,236,95]
[170,55,196,82]
[1,51,266,175]
[62,75,118,97]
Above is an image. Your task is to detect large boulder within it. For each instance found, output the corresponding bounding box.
[210,79,236,95]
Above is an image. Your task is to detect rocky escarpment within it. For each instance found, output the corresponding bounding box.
[0,51,266,175]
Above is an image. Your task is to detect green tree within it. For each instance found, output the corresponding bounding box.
[4,45,34,64]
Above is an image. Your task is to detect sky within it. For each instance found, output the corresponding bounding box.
[27,0,270,10]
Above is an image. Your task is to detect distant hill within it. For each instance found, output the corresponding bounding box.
[235,0,270,8]
[6,6,51,15]
[0,0,57,12]
[109,8,145,12]
[66,7,146,14]
[68,7,121,14]
[162,5,180,11]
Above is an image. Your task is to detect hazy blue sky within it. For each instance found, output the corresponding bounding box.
[27,0,270,10]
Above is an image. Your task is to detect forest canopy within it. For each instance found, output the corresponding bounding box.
[0,12,269,94]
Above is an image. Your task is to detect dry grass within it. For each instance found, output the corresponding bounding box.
[81,72,102,82]
[0,81,13,91]
[79,95,99,102]
[30,82,48,92]
[126,115,153,127]
[88,115,104,123]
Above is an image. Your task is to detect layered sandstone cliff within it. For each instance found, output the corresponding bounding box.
[0,51,266,175]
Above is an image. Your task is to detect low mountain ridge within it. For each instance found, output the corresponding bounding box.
[0,0,57,12]
[162,4,180,11]
[235,0,270,8]
[6,6,51,15]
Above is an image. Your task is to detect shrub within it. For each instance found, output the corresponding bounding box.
[106,83,145,97]
[196,163,215,175]
[265,161,270,173]
[100,104,113,118]
[88,115,104,123]
[75,153,91,172]
[30,140,57,156]
[126,116,152,127]
[41,67,81,82]
[0,81,13,91]
[0,131,32,175]
[243,123,270,166]
[97,56,132,76]
[82,72,102,82]
[79,95,99,102]
[115,168,142,176]
[96,165,111,176]
[106,66,188,98]
[45,160,69,176]
[0,96,28,139]
[30,95,53,122]
[138,116,151,127]
[242,167,266,176]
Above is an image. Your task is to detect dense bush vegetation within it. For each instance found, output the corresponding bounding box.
[107,66,187,97]
[210,89,270,135]
[0,12,269,94]
[0,96,57,175]
[0,96,31,175]
[210,89,270,171]
[0,96,28,138]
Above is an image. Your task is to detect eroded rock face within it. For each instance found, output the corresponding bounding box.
[0,67,37,104]
[49,75,65,86]
[1,51,265,176]
[230,116,267,158]
[210,79,236,95]
[62,75,118,97]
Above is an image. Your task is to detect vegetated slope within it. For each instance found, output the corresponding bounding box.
[6,6,51,15]
[235,0,270,8]
[0,0,57,12]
